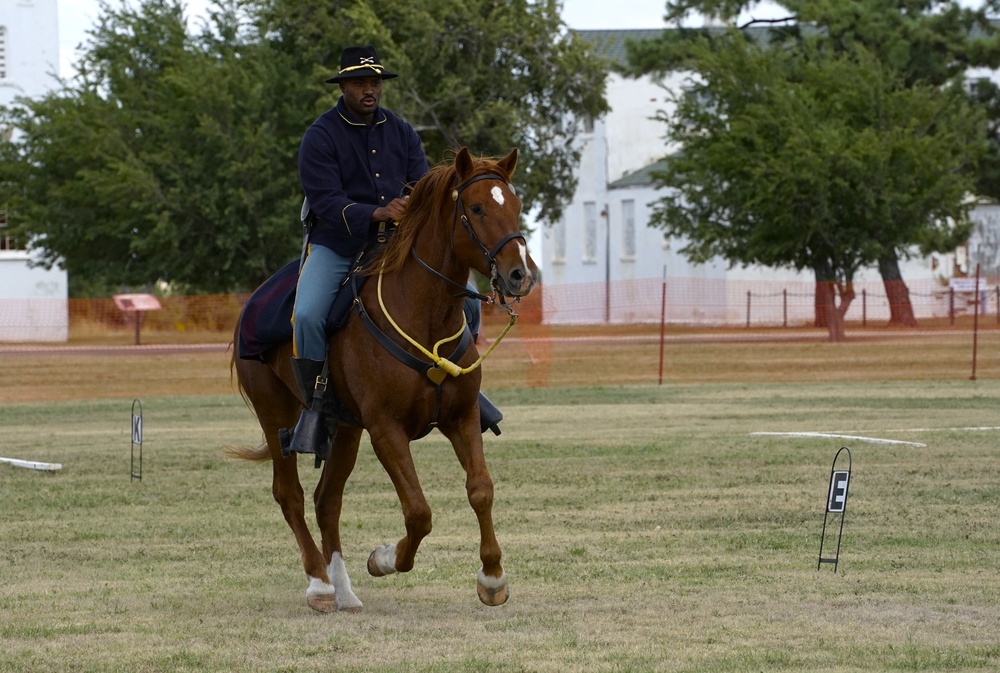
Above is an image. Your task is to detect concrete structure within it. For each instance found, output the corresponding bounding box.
[541,29,989,325]
[0,0,67,342]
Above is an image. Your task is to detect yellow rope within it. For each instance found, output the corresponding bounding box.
[376,267,517,378]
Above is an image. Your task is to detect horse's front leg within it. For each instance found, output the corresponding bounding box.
[441,416,509,606]
[314,425,364,612]
[365,426,433,578]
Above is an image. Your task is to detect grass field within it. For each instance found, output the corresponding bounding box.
[2,341,999,672]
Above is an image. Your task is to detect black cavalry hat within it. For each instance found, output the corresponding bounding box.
[325,45,399,83]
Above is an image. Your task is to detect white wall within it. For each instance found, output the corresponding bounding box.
[0,250,68,341]
[0,1,66,342]
[0,0,60,108]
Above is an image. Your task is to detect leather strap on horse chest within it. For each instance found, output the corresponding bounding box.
[355,295,473,384]
[353,287,473,436]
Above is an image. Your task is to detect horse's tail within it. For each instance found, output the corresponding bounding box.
[229,330,256,414]
[227,328,269,462]
[223,442,272,462]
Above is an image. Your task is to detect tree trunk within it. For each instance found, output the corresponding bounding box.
[878,252,918,327]
[812,260,854,342]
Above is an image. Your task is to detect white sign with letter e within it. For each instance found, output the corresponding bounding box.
[827,470,850,513]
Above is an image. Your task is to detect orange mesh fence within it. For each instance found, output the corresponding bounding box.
[3,277,999,384]
[5,277,1000,334]
[62,293,251,343]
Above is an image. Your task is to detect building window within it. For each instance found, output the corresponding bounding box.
[0,208,15,250]
[552,217,566,262]
[0,27,7,80]
[583,201,597,262]
[621,200,635,260]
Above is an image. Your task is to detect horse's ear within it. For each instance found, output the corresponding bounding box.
[455,147,474,181]
[497,147,518,179]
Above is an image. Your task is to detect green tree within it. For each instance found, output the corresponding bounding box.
[645,34,983,341]
[0,0,607,295]
[0,0,307,294]
[629,0,1000,328]
[248,0,608,224]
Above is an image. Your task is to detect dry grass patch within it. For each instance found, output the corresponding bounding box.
[1,382,999,671]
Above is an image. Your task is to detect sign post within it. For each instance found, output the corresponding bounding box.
[131,399,143,482]
[113,293,162,345]
[817,446,852,571]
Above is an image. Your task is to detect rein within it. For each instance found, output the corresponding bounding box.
[376,269,518,381]
[375,171,523,383]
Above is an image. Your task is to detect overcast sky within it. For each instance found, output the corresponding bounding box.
[55,0,725,78]
[55,0,989,79]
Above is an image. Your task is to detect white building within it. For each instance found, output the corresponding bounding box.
[0,0,60,107]
[542,29,982,326]
[1,0,68,342]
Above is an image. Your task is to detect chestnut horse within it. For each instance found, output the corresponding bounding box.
[229,147,537,612]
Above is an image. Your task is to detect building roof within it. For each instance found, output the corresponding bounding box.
[576,20,1000,70]
[573,29,665,67]
[608,158,670,189]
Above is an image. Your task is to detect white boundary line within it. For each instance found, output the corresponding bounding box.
[749,432,927,447]
[0,457,63,471]
[884,426,1000,433]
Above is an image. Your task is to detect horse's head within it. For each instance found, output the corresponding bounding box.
[451,147,537,299]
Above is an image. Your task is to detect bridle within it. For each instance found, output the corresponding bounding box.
[451,173,526,290]
[409,171,525,305]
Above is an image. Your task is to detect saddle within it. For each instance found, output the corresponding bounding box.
[237,253,482,362]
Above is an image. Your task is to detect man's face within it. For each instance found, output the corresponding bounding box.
[339,77,383,119]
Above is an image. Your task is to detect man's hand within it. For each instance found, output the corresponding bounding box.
[372,196,409,223]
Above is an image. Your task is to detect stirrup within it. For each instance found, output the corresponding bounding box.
[479,392,503,436]
[286,409,327,456]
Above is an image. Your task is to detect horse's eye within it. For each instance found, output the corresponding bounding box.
[470,204,485,216]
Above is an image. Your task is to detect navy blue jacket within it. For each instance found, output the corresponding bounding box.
[298,97,428,256]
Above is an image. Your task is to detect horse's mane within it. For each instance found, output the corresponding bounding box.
[367,154,512,276]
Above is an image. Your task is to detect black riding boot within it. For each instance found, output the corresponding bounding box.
[479,392,503,436]
[283,357,330,459]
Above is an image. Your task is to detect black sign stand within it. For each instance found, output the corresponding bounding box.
[131,399,143,482]
[818,446,851,571]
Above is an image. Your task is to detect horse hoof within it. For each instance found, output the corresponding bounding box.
[367,550,386,577]
[307,593,338,613]
[367,544,397,577]
[477,579,510,606]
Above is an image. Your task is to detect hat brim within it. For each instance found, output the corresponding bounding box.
[325,68,399,83]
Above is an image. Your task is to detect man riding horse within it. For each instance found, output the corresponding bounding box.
[288,45,502,458]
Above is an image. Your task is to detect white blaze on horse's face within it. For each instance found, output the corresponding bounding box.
[517,238,529,270]
[491,185,505,207]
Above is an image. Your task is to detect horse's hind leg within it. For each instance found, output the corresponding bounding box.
[239,357,337,613]
[265,430,341,613]
[314,425,364,612]
[442,423,509,606]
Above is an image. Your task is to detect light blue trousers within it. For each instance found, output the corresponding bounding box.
[292,243,352,361]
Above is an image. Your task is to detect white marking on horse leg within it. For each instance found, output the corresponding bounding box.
[306,576,336,600]
[372,543,398,575]
[491,185,505,206]
[328,552,363,611]
[477,568,507,590]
